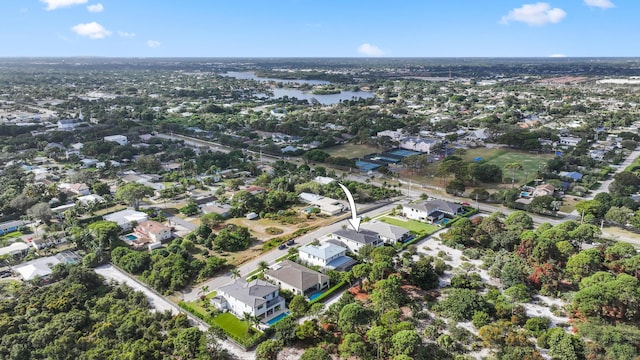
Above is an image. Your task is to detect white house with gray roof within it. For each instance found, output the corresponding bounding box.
[402,199,463,223]
[328,228,383,254]
[213,279,286,319]
[360,220,411,244]
[264,260,330,297]
[298,243,357,270]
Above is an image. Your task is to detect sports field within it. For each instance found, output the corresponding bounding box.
[461,148,553,183]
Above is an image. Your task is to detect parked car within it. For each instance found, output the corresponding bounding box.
[278,244,287,250]
[286,239,295,246]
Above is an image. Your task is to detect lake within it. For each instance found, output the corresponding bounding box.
[221,71,375,105]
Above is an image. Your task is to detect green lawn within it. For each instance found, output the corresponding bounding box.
[0,231,23,247]
[458,147,553,183]
[211,312,251,339]
[378,216,439,234]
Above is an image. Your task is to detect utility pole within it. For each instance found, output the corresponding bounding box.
[476,193,479,211]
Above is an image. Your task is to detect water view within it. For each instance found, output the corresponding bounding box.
[221,71,375,105]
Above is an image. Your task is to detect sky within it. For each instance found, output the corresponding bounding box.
[0,0,637,57]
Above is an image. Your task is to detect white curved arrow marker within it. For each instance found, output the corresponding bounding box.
[338,183,360,232]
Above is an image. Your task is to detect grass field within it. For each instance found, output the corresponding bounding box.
[211,312,251,339]
[0,231,23,247]
[461,148,553,183]
[325,143,381,159]
[378,216,439,235]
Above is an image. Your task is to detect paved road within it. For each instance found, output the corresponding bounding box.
[583,148,640,201]
[95,264,255,360]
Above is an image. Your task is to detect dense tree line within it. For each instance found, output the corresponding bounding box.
[111,238,227,293]
[0,265,231,359]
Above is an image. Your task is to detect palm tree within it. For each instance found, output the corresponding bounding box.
[258,261,269,272]
[230,268,241,279]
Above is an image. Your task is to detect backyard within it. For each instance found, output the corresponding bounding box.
[375,215,439,236]
[211,312,252,339]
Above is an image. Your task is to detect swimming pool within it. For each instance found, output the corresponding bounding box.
[308,290,325,301]
[266,312,289,326]
[124,234,138,241]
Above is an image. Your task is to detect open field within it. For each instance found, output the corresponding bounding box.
[398,147,553,190]
[458,147,554,182]
[325,143,381,159]
[219,211,339,266]
[559,195,581,213]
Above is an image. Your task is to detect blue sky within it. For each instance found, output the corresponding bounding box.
[0,0,636,57]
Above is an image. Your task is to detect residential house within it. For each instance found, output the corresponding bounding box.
[0,242,30,257]
[559,136,582,147]
[264,260,330,296]
[31,236,67,250]
[201,202,232,217]
[14,255,61,282]
[0,220,25,235]
[104,135,128,146]
[134,220,172,243]
[103,209,148,231]
[402,199,463,223]
[58,183,91,196]
[77,194,106,205]
[299,192,345,216]
[313,176,335,185]
[376,129,404,141]
[80,159,99,168]
[589,149,606,161]
[558,171,583,182]
[359,220,412,244]
[532,184,555,197]
[213,279,286,319]
[57,119,84,130]
[298,243,356,270]
[398,137,439,154]
[328,228,383,254]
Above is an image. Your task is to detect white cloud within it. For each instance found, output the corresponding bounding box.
[87,3,104,12]
[500,2,567,26]
[357,43,384,56]
[41,0,87,11]
[549,53,567,57]
[19,8,28,13]
[118,31,136,38]
[71,22,111,39]
[147,40,161,48]
[584,0,615,9]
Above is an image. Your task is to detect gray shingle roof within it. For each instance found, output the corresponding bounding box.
[359,221,409,241]
[404,199,462,215]
[332,228,379,244]
[264,260,329,292]
[218,279,278,308]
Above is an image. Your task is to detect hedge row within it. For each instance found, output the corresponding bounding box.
[309,280,347,305]
[178,301,263,348]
